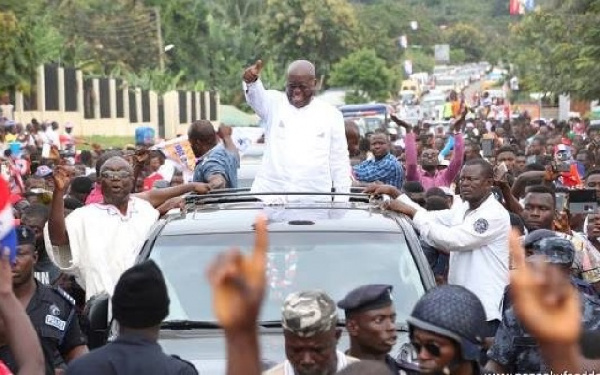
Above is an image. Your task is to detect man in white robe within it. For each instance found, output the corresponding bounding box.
[243,60,351,201]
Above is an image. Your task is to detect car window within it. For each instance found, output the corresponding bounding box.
[150,231,425,326]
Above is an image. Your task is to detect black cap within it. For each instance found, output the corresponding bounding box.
[337,284,393,316]
[16,225,36,246]
[522,229,558,248]
[112,260,170,329]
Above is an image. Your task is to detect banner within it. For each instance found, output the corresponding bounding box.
[154,136,196,172]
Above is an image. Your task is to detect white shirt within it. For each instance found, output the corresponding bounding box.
[412,194,510,321]
[44,197,159,299]
[244,79,351,201]
[45,127,60,148]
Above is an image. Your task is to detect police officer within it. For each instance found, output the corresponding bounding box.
[337,284,402,374]
[0,225,88,375]
[486,232,600,373]
[66,260,198,375]
[399,285,488,375]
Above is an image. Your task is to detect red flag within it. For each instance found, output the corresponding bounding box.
[509,0,520,15]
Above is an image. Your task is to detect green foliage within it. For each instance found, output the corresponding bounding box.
[509,0,600,100]
[262,0,359,74]
[449,48,467,64]
[443,23,486,62]
[329,49,392,102]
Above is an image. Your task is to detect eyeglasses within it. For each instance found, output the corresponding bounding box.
[286,83,311,91]
[412,342,442,357]
[101,171,132,180]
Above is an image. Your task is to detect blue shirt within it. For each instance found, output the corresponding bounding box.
[193,144,240,188]
[353,152,404,188]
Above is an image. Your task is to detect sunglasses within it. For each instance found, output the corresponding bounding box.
[101,171,132,180]
[412,341,442,357]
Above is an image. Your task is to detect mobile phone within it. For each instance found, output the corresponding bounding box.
[553,161,571,173]
[481,139,494,158]
[555,192,568,211]
[568,189,598,214]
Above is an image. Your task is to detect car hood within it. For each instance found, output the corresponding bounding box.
[158,329,413,374]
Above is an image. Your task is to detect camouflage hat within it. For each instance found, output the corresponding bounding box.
[282,290,338,338]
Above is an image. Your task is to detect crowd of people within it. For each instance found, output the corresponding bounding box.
[0,56,598,375]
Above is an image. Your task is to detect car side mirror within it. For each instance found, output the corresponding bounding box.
[84,292,110,349]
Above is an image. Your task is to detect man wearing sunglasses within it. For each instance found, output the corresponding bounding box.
[486,231,600,374]
[45,156,211,301]
[402,285,487,375]
[243,59,350,202]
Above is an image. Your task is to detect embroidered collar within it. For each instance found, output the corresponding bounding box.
[92,197,139,221]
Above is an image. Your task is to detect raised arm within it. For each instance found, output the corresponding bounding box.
[48,166,71,246]
[134,182,210,208]
[0,248,45,375]
[243,60,272,122]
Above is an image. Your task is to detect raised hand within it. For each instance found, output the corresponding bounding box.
[390,114,411,130]
[217,124,233,139]
[509,229,581,344]
[53,166,74,192]
[207,215,268,331]
[243,60,263,84]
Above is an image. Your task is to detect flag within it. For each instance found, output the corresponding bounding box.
[0,176,17,265]
[509,0,520,15]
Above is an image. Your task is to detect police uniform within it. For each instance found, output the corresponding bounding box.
[338,285,403,374]
[488,293,600,372]
[0,280,86,375]
[488,231,600,372]
[0,226,86,375]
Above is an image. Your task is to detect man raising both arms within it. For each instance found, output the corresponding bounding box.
[243,59,351,201]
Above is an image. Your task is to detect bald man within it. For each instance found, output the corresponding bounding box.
[242,59,351,201]
[188,120,240,189]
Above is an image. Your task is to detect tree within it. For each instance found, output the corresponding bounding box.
[262,0,359,75]
[443,23,486,62]
[329,49,392,103]
[509,0,600,100]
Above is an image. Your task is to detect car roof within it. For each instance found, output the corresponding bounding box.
[160,201,406,236]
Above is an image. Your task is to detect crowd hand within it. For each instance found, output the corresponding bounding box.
[217,124,233,139]
[207,215,268,331]
[493,178,510,191]
[390,114,411,130]
[508,229,581,344]
[363,183,401,199]
[243,60,263,84]
[544,165,561,181]
[0,248,13,297]
[53,166,74,192]
[554,211,571,234]
[133,149,150,166]
[191,182,210,195]
[452,108,468,133]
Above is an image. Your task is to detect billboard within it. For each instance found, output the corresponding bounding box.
[434,44,450,63]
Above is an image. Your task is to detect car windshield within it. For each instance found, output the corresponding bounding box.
[151,231,425,327]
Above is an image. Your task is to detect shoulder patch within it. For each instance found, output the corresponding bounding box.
[473,218,489,234]
[51,287,76,306]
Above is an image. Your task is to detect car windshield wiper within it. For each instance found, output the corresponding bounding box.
[161,320,221,330]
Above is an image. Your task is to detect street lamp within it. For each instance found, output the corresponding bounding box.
[164,44,175,53]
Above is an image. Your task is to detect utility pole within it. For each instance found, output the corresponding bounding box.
[154,7,165,72]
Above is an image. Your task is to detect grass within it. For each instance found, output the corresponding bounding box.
[78,135,135,150]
